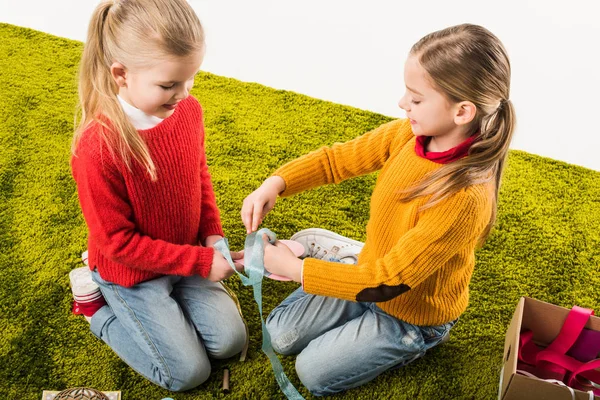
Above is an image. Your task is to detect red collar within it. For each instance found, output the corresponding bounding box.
[415,134,477,164]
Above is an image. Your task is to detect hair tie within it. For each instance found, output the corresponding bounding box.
[497,99,509,111]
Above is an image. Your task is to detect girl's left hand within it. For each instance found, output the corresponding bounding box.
[262,235,303,282]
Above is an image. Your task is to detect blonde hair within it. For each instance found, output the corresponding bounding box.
[72,0,205,181]
[403,24,516,241]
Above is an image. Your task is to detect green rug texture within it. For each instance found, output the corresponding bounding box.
[1,23,600,400]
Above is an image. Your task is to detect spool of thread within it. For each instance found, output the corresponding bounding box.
[222,368,230,394]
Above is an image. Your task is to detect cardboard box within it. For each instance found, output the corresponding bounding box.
[499,297,600,400]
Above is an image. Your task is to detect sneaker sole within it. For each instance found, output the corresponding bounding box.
[74,292,103,302]
[290,228,365,250]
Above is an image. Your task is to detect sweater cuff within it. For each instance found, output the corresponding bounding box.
[301,259,305,289]
[197,246,215,278]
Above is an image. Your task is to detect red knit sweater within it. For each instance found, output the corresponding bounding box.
[71,96,223,287]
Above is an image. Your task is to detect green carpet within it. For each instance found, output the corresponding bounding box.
[1,23,599,400]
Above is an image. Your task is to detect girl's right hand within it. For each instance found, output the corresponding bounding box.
[241,176,286,233]
[207,250,243,282]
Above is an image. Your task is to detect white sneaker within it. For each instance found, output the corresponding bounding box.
[69,266,100,299]
[290,228,364,264]
[69,265,106,323]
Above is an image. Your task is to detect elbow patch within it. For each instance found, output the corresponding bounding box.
[356,283,411,302]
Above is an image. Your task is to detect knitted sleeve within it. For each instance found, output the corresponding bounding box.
[71,127,214,277]
[273,119,413,197]
[301,185,492,301]
[195,103,224,242]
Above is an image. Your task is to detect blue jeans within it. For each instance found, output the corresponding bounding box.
[266,287,455,396]
[90,270,247,392]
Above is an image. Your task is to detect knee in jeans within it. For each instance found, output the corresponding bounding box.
[210,324,247,359]
[164,357,211,391]
[295,352,328,396]
[269,327,300,355]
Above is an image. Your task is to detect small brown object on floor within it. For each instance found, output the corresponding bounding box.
[222,368,230,394]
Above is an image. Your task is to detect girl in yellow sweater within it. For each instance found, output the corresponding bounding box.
[241,23,515,396]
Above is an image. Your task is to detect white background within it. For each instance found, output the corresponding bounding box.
[2,0,599,171]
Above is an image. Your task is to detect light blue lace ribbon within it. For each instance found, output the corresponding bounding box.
[214,228,304,400]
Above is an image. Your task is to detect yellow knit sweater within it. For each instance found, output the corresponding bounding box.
[273,118,494,326]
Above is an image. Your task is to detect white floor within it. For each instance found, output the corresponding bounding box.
[2,0,599,171]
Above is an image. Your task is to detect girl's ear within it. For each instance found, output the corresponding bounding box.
[454,101,477,126]
[110,62,128,88]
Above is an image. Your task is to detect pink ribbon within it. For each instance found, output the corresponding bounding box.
[518,305,600,396]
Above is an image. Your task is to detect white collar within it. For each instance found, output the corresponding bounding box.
[117,95,163,130]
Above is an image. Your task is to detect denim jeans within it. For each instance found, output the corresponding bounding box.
[266,286,455,396]
[90,270,247,391]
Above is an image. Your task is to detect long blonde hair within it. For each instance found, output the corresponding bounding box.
[403,24,516,240]
[72,0,205,181]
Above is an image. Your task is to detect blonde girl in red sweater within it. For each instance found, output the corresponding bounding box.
[241,24,516,396]
[69,0,246,391]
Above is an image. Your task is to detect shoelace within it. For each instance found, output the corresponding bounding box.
[307,242,358,263]
[307,242,326,258]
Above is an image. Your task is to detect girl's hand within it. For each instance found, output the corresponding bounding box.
[241,176,286,234]
[231,249,244,264]
[262,234,303,282]
[207,249,243,282]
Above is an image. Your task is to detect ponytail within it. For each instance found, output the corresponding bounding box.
[469,99,516,240]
